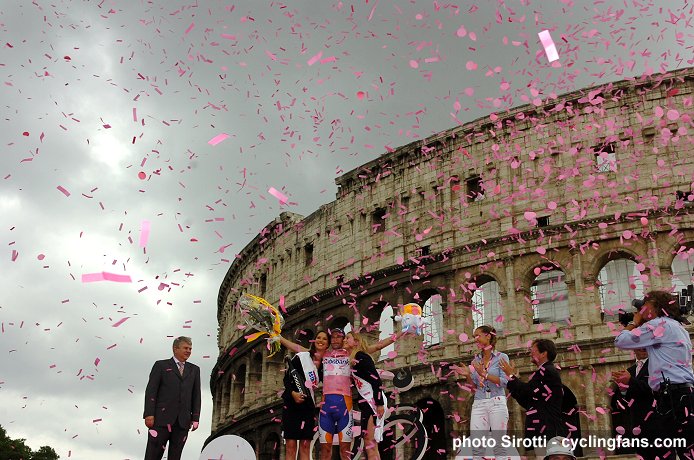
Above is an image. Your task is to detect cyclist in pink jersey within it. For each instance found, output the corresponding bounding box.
[319,328,353,460]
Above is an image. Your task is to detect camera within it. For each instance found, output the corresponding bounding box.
[617,298,643,326]
[618,311,634,327]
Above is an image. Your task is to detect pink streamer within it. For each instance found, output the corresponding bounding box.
[268,187,288,204]
[112,317,130,328]
[208,133,230,146]
[81,272,132,283]
[57,185,70,197]
[139,220,151,248]
[307,51,322,66]
[538,30,559,62]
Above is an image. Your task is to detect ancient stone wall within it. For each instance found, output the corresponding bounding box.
[209,68,694,459]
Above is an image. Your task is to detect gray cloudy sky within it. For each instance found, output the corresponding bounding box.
[0,0,690,459]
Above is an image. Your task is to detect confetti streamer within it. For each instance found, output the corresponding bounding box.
[538,30,559,62]
[208,133,230,145]
[81,272,132,283]
[139,220,151,248]
[307,51,322,66]
[56,185,71,197]
[112,317,130,327]
[268,187,288,205]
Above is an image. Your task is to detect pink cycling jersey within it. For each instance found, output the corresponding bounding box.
[322,348,351,396]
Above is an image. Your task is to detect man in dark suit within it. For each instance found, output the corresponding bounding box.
[144,336,201,460]
[612,348,671,460]
[501,338,564,459]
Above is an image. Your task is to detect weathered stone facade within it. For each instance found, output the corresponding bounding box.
[208,67,694,459]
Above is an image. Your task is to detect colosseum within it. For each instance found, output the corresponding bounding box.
[207,66,694,459]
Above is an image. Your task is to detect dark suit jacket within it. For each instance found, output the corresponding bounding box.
[507,361,565,439]
[621,359,662,436]
[144,358,201,429]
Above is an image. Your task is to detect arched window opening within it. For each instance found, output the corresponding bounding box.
[531,268,569,324]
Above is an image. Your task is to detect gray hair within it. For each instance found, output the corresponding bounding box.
[173,336,192,348]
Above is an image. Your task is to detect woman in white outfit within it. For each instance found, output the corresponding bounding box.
[456,325,510,460]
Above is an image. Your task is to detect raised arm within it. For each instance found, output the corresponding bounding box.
[279,335,308,353]
[366,331,403,354]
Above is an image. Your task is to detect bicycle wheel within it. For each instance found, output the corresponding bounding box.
[350,406,428,460]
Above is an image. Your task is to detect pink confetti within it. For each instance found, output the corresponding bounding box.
[208,133,229,146]
[57,185,71,197]
[138,171,147,180]
[667,109,680,121]
[112,317,130,327]
[458,333,468,342]
[132,108,137,122]
[81,272,132,283]
[268,187,288,205]
[356,91,366,100]
[11,250,18,262]
[307,51,323,66]
[456,25,467,38]
[465,61,477,71]
[184,22,195,35]
[220,33,236,40]
[409,60,419,69]
[94,358,100,366]
[538,30,559,63]
[139,220,151,248]
[149,429,158,437]
[37,254,45,260]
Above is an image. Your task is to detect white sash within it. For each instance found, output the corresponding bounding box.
[353,373,388,442]
[297,351,318,404]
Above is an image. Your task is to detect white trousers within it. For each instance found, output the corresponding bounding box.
[470,396,509,460]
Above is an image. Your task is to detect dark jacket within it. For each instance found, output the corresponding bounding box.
[617,359,664,436]
[282,354,316,409]
[352,351,384,408]
[144,358,201,429]
[507,361,564,439]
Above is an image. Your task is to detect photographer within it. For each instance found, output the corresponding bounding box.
[614,290,694,459]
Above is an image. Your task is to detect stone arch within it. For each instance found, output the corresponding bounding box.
[260,431,281,460]
[465,273,505,332]
[588,246,642,278]
[518,258,568,289]
[669,242,694,293]
[416,397,448,459]
[233,364,247,408]
[526,263,570,324]
[328,315,351,333]
[248,352,263,401]
[595,252,645,320]
[224,370,233,418]
[414,288,444,347]
[358,298,396,360]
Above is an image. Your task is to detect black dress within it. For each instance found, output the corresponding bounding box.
[352,351,384,430]
[281,353,317,440]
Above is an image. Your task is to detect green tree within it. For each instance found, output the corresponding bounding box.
[0,426,60,460]
[0,425,33,460]
[31,446,59,460]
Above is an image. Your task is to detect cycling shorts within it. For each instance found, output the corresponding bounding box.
[319,394,353,443]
